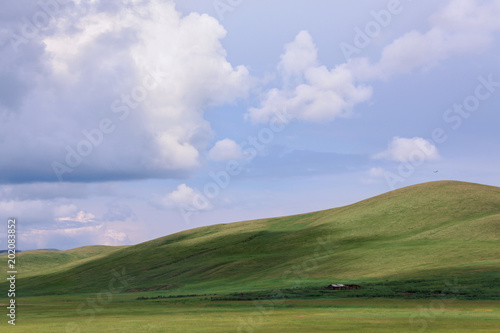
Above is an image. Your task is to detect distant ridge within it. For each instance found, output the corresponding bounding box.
[0,250,22,254]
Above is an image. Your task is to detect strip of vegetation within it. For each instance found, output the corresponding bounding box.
[136,274,500,302]
[137,294,215,300]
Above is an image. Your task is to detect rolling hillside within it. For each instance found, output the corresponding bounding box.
[9,181,500,296]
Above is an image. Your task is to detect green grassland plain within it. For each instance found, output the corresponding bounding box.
[2,296,499,332]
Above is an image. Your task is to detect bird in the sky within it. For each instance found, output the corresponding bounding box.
[433,170,439,173]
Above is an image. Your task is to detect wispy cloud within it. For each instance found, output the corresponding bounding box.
[349,0,500,80]
[57,210,96,224]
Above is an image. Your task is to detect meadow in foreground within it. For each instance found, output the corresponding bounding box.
[5,295,499,333]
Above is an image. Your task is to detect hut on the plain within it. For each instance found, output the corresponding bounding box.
[326,284,361,290]
[326,284,345,290]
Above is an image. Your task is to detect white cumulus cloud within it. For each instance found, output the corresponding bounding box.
[279,30,318,78]
[207,138,244,161]
[0,0,251,183]
[155,184,212,211]
[373,137,440,163]
[247,31,372,123]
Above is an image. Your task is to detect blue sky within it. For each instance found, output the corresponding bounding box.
[1,0,499,250]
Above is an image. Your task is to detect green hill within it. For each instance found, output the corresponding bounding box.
[9,181,500,297]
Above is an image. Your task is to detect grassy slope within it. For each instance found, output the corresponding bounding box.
[10,181,500,296]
